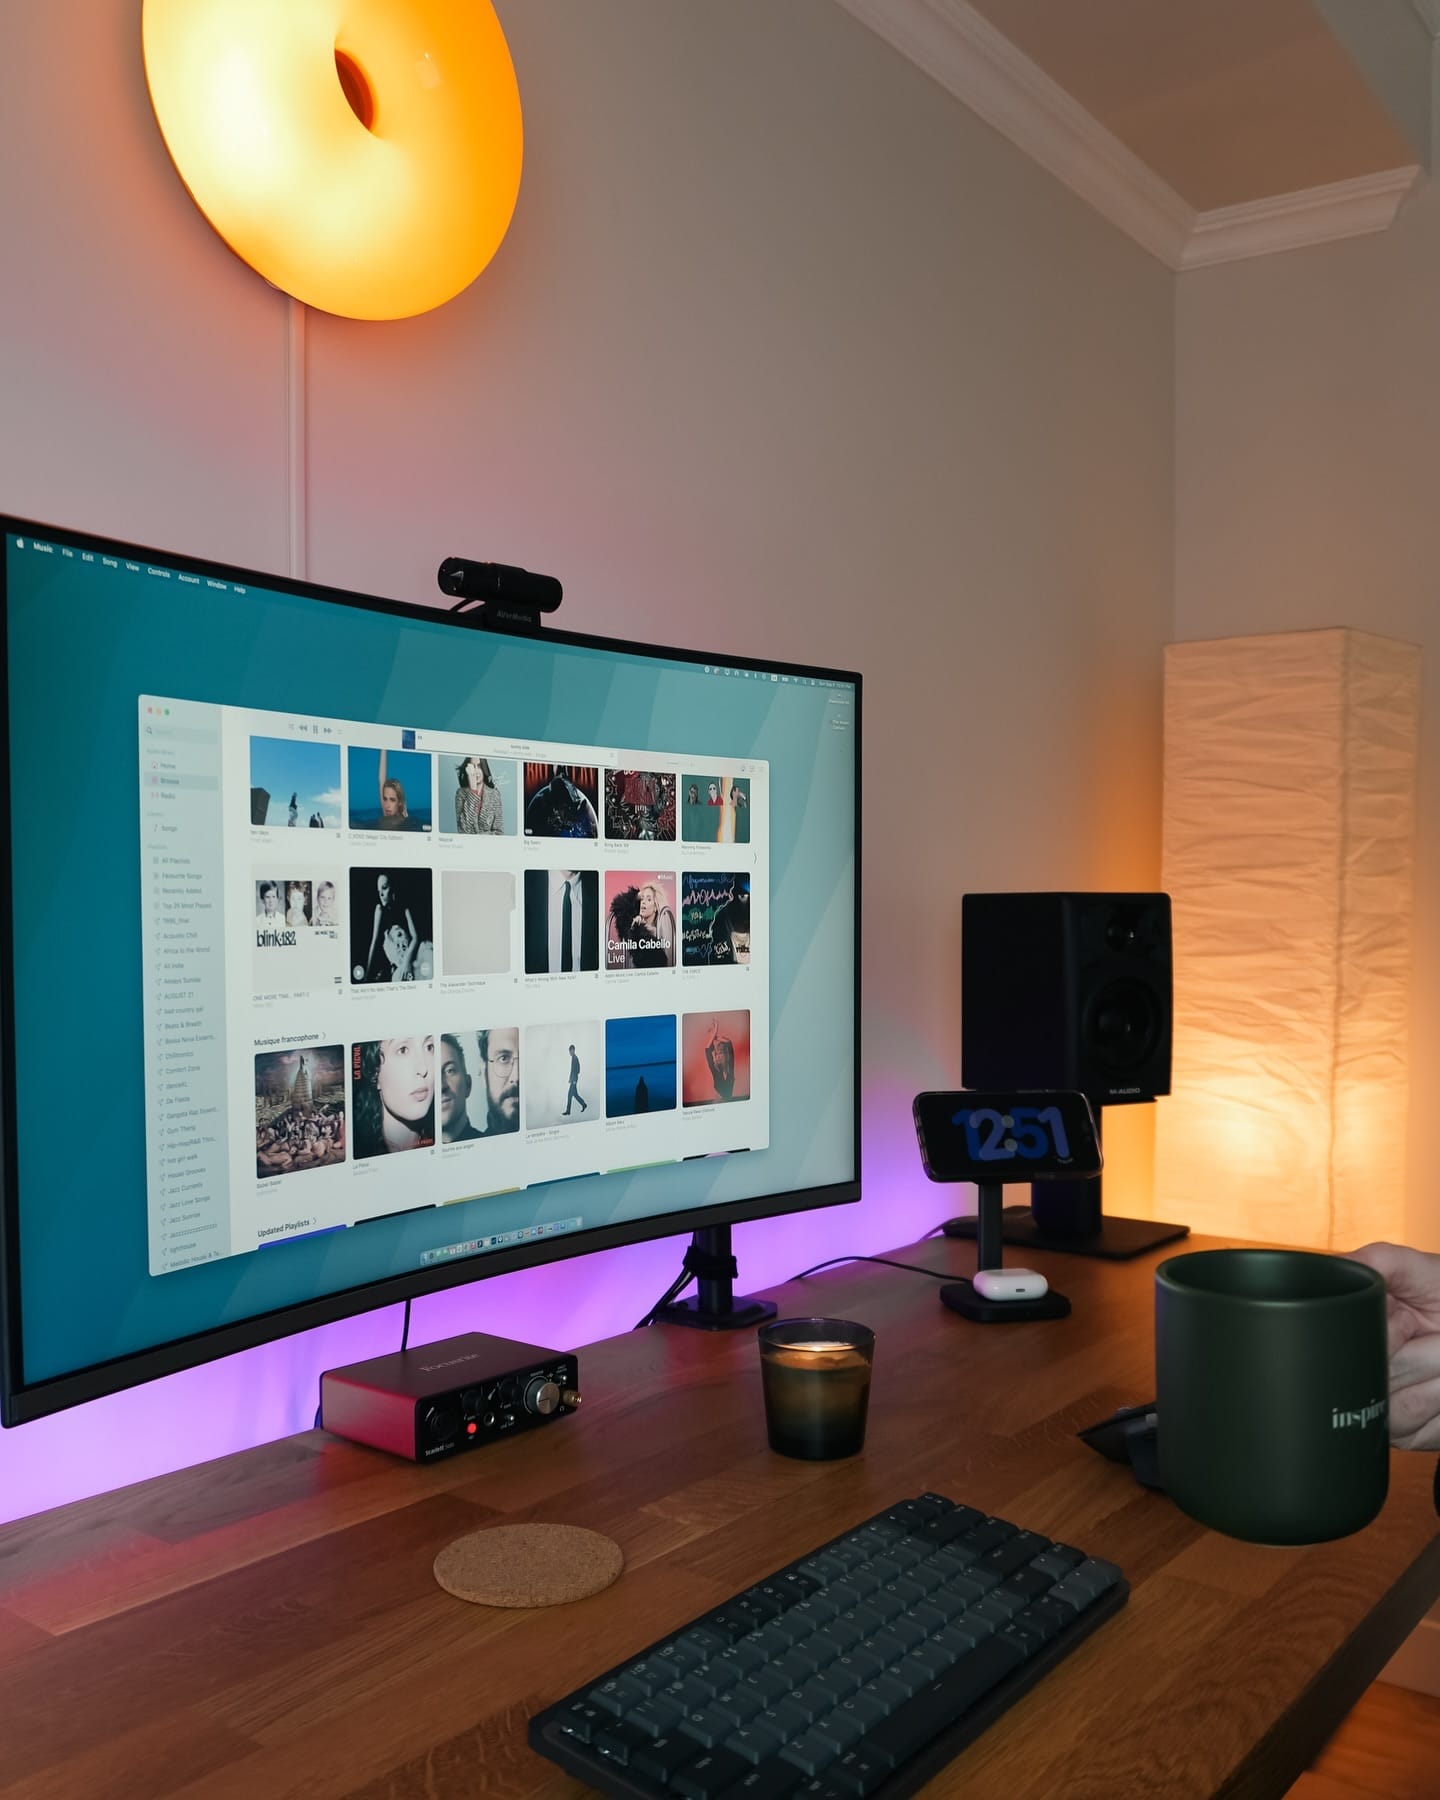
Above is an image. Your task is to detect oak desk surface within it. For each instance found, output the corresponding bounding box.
[1,1233,1437,1800]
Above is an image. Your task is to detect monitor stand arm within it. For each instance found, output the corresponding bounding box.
[653,1225,779,1331]
[942,1106,1189,1261]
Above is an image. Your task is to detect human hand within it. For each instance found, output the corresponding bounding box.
[1348,1241,1440,1450]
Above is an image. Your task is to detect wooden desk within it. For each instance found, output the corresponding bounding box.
[1,1234,1437,1800]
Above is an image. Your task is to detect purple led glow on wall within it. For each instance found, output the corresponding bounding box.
[0,1095,941,1526]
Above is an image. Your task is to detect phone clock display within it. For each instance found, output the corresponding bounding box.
[959,1103,1072,1164]
[912,1089,1102,1185]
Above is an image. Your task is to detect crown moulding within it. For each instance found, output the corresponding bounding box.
[833,0,1425,270]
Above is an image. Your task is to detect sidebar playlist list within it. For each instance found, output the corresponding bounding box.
[139,698,230,1273]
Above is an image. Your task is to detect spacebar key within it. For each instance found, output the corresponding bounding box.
[865,1638,1025,1771]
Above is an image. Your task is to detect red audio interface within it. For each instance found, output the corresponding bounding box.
[320,1332,580,1462]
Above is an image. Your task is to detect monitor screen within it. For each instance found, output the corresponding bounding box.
[0,518,859,1423]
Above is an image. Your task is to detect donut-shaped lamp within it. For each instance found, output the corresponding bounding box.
[142,0,523,320]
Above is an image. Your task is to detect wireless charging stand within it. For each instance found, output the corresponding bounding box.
[940,1181,1070,1323]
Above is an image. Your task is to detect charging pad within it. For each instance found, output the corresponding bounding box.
[939,1279,1071,1323]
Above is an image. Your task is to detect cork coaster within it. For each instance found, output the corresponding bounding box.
[433,1522,624,1608]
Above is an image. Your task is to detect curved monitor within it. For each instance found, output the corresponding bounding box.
[0,517,860,1424]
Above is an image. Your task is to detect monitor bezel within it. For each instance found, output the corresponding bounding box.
[0,514,862,1426]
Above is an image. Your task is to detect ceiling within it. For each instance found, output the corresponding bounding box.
[966,0,1416,210]
[836,0,1437,266]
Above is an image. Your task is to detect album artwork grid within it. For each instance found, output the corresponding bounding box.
[244,727,761,1199]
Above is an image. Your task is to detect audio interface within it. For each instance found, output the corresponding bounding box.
[319,1331,580,1462]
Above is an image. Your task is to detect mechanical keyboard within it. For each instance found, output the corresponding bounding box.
[529,1491,1128,1799]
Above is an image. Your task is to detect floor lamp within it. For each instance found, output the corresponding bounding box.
[1156,629,1420,1250]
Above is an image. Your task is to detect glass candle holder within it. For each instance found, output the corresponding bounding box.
[758,1317,875,1460]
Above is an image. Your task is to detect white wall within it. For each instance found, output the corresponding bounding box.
[1175,178,1440,1253]
[0,0,1173,1517]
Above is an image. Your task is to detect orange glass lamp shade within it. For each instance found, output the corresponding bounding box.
[141,0,523,321]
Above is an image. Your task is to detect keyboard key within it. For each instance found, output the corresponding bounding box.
[937,1574,985,1611]
[881,1613,927,1652]
[682,1706,741,1750]
[858,1671,910,1714]
[633,1732,703,1784]
[718,1762,804,1800]
[882,1502,935,1533]
[626,1658,670,1696]
[815,1615,864,1656]
[956,1521,1015,1557]
[979,1531,1051,1578]
[711,1607,759,1641]
[867,1587,906,1624]
[863,1554,906,1583]
[1014,1604,1064,1646]
[726,1722,788,1765]
[973,1590,1024,1623]
[595,1720,650,1766]
[779,1730,841,1777]
[881,1574,928,1607]
[743,1667,794,1707]
[810,1709,866,1757]
[683,1627,732,1659]
[557,1700,604,1744]
[815,1657,864,1701]
[675,1676,720,1713]
[865,1637,1025,1767]
[693,1661,742,1698]
[722,1640,772,1676]
[590,1675,649,1716]
[789,1680,833,1726]
[842,1645,885,1684]
[631,1693,689,1737]
[773,1648,823,1688]
[827,1746,893,1796]
[1027,1598,1080,1634]
[1071,1558,1124,1597]
[930,1623,981,1661]
[841,1689,888,1731]
[675,1747,754,1799]
[1005,1567,1054,1603]
[1000,1618,1050,1659]
[897,1641,949,1684]
[917,1506,985,1547]
[713,1686,767,1728]
[758,1700,812,1742]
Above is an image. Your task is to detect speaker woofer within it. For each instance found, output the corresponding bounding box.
[1081,977,1163,1071]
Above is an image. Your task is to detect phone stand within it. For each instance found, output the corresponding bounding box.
[939,1181,1070,1323]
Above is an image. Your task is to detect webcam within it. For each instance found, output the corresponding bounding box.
[436,559,563,634]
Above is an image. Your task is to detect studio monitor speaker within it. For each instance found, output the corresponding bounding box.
[961,892,1172,1105]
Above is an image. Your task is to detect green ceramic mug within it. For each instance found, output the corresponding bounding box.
[1155,1249,1389,1545]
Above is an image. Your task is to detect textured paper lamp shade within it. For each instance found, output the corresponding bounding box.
[1157,630,1420,1249]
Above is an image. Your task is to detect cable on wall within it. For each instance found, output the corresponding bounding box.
[286,296,308,581]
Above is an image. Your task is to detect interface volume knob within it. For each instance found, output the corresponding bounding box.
[524,1377,561,1416]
